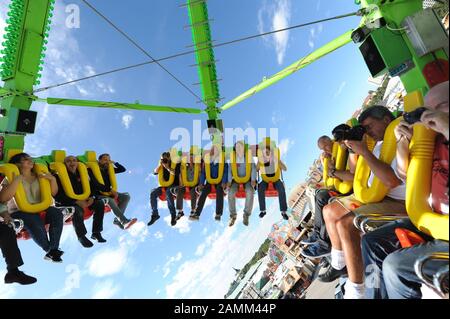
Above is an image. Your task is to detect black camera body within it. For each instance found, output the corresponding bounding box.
[334,125,366,142]
[343,126,366,141]
[403,107,427,125]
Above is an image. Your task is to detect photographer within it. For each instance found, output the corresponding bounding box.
[318,106,407,299]
[362,81,449,299]
[148,152,180,226]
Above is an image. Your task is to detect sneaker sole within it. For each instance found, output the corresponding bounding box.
[299,240,318,246]
[300,251,331,259]
[124,218,138,230]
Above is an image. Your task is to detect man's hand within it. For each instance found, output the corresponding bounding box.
[87,197,94,207]
[328,159,336,171]
[345,138,369,157]
[394,120,413,142]
[0,212,12,225]
[421,109,449,138]
[76,200,88,209]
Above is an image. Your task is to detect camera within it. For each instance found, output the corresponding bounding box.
[332,124,351,142]
[333,125,366,142]
[161,158,169,164]
[403,107,427,125]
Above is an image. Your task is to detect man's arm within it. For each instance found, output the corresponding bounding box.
[113,162,126,174]
[347,139,402,189]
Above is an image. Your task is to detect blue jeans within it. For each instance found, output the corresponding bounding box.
[150,186,176,218]
[361,219,433,299]
[257,180,287,212]
[383,239,448,299]
[11,207,63,253]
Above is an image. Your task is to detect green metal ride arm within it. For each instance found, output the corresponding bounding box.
[220,30,353,112]
[187,0,221,120]
[44,97,204,114]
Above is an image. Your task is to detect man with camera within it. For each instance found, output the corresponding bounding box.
[318,105,407,299]
[148,152,181,227]
[301,126,358,260]
[361,81,449,299]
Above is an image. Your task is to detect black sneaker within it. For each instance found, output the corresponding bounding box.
[44,250,63,263]
[78,235,94,248]
[189,213,200,221]
[259,211,266,218]
[176,211,184,220]
[281,211,289,220]
[91,233,107,243]
[318,266,347,283]
[148,214,160,226]
[300,233,319,246]
[300,242,331,259]
[215,214,221,221]
[113,217,125,229]
[4,270,37,285]
[171,216,177,226]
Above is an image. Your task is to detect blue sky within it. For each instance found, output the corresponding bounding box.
[0,0,378,299]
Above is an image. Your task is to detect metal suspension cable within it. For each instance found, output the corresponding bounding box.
[33,10,360,94]
[80,0,206,106]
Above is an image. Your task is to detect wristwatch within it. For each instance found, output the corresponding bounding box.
[330,168,336,177]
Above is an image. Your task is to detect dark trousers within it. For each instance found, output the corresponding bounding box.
[314,189,333,244]
[176,187,198,212]
[258,180,287,212]
[0,223,24,271]
[72,200,105,238]
[361,219,433,299]
[11,207,63,253]
[150,186,177,218]
[196,184,224,216]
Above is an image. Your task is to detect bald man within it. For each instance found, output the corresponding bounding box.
[362,81,449,299]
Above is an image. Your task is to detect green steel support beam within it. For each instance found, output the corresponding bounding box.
[187,0,221,120]
[44,97,204,114]
[0,0,55,162]
[221,30,353,111]
[357,0,448,94]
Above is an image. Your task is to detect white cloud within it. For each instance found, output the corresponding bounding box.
[92,280,120,299]
[258,0,292,65]
[163,214,191,234]
[162,252,183,279]
[0,271,17,299]
[279,138,295,158]
[334,81,347,98]
[195,231,220,256]
[121,114,134,129]
[271,111,285,126]
[51,264,82,298]
[308,23,324,49]
[148,117,154,126]
[165,202,282,299]
[20,0,115,156]
[154,231,164,241]
[87,247,128,277]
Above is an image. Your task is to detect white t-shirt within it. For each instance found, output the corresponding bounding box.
[0,177,45,214]
[368,141,406,201]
